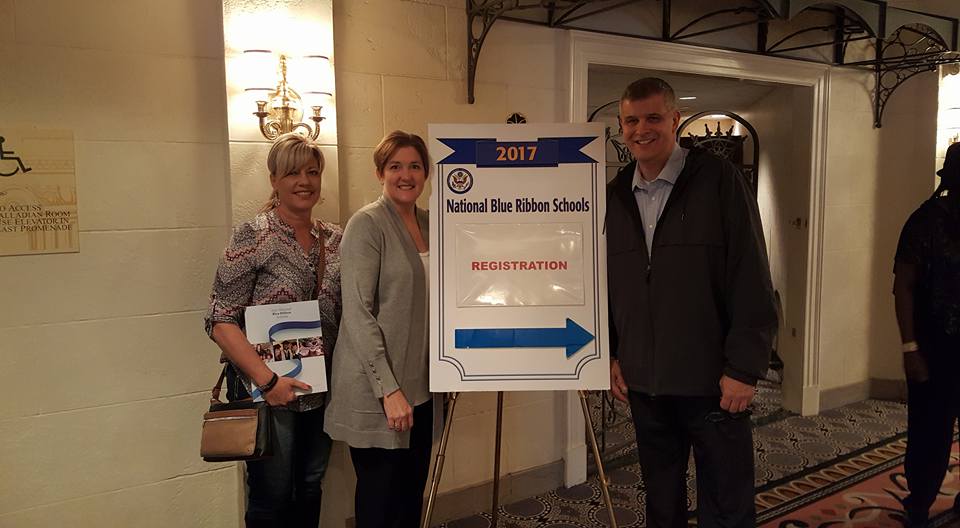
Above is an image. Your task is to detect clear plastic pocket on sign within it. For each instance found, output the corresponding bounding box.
[455,223,585,307]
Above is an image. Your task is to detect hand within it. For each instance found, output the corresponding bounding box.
[383,389,413,432]
[719,375,754,413]
[903,351,930,383]
[264,376,311,407]
[610,360,629,403]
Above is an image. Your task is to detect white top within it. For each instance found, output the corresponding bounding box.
[419,251,429,299]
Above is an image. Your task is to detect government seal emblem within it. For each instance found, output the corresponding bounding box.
[446,168,473,194]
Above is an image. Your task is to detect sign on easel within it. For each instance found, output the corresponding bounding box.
[428,123,608,392]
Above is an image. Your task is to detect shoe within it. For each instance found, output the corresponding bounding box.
[902,495,929,527]
[902,512,929,527]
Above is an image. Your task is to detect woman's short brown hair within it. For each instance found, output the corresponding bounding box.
[373,130,430,178]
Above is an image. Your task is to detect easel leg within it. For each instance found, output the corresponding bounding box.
[422,392,459,528]
[600,391,607,453]
[579,390,618,528]
[491,391,504,526]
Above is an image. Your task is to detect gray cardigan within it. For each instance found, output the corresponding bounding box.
[324,197,430,449]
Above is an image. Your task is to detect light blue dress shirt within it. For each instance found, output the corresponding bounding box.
[632,143,688,255]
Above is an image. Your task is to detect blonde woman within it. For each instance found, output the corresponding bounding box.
[204,133,342,527]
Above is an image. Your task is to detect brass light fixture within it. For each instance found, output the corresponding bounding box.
[243,50,332,141]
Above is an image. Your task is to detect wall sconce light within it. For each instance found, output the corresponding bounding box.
[940,107,960,145]
[243,50,332,141]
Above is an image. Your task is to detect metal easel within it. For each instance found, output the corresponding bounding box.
[421,390,618,528]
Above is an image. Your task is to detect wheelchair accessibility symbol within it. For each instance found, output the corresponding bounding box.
[0,137,33,177]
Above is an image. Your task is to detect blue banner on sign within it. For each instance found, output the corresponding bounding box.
[476,140,557,167]
[438,137,597,166]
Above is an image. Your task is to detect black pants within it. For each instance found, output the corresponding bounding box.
[350,400,434,528]
[628,392,755,528]
[904,351,960,521]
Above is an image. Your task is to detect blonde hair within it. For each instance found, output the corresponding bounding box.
[260,133,326,213]
[373,130,430,178]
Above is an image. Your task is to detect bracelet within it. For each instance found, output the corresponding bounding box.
[258,372,279,394]
[902,341,919,353]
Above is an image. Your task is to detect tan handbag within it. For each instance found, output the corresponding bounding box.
[200,367,273,462]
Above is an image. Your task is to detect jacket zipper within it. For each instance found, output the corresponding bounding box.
[644,192,684,396]
[643,231,656,396]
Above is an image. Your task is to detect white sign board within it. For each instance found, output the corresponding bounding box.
[429,123,608,392]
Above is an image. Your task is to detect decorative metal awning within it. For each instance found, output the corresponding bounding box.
[466,0,960,127]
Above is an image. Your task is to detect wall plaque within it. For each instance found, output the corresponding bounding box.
[0,127,78,256]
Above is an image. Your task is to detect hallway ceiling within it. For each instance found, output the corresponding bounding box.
[588,65,780,120]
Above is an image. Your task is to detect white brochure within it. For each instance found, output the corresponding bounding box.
[244,300,327,399]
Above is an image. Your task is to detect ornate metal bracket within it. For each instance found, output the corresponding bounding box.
[465,0,960,128]
[467,1,509,104]
[867,25,958,128]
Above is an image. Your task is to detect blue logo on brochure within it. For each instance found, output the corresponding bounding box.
[446,168,473,194]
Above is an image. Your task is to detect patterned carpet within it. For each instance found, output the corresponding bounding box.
[759,441,959,527]
[437,386,960,528]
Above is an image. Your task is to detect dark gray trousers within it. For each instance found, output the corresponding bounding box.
[628,392,755,528]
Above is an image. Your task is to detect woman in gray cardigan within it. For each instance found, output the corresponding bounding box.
[325,130,432,528]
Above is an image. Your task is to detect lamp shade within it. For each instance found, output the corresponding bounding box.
[240,49,277,92]
[294,55,333,104]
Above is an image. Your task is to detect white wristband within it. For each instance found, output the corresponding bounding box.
[902,341,919,353]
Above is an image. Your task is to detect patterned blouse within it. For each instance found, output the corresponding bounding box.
[204,209,342,411]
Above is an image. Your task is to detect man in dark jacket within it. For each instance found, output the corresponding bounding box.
[607,78,777,528]
[893,142,960,527]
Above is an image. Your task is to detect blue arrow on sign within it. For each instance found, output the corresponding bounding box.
[454,318,595,358]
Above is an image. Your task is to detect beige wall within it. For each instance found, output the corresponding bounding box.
[820,69,938,398]
[741,86,813,412]
[0,1,237,526]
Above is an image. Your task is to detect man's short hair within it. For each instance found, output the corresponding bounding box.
[621,77,678,111]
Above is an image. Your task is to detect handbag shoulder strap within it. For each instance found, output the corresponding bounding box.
[314,220,327,299]
[210,365,228,404]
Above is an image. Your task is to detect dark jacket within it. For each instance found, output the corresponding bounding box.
[606,148,777,396]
